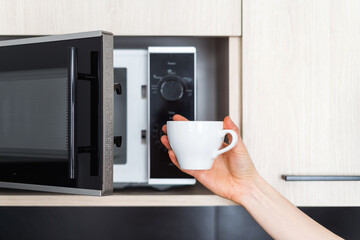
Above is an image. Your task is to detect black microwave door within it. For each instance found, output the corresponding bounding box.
[0,31,114,196]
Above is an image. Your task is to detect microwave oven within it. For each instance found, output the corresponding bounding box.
[0,31,196,195]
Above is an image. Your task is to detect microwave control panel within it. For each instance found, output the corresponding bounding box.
[148,47,196,182]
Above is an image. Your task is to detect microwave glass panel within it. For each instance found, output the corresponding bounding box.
[0,68,68,160]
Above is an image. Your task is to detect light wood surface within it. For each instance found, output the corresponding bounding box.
[0,0,241,36]
[229,37,242,128]
[243,0,360,206]
[0,184,235,206]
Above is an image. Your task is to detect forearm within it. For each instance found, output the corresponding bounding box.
[234,175,343,240]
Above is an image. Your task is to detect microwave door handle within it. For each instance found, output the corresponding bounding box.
[68,47,77,179]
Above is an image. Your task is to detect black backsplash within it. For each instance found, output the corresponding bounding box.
[0,207,359,240]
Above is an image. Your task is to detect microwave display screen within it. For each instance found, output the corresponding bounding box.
[0,68,68,160]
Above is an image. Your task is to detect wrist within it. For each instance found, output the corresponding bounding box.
[230,173,265,206]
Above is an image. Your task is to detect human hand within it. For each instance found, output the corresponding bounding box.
[161,114,259,204]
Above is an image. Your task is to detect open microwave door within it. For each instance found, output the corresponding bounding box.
[0,31,114,196]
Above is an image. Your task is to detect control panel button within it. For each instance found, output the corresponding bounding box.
[159,77,184,101]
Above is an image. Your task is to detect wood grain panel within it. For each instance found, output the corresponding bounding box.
[0,0,241,36]
[243,0,360,206]
[0,194,235,206]
[229,37,242,128]
[0,184,235,206]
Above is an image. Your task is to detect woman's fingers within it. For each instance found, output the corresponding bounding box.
[162,124,167,134]
[163,138,194,176]
[223,116,240,142]
[168,150,180,168]
[162,114,188,134]
[223,116,249,154]
[173,114,189,121]
[168,150,196,177]
[162,114,196,176]
[161,135,171,150]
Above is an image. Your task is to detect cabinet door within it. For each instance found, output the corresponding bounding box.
[243,0,360,206]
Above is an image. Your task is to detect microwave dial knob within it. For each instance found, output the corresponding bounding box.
[159,76,185,101]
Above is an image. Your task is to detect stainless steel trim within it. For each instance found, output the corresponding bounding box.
[0,31,109,47]
[68,47,77,179]
[0,181,102,196]
[101,32,114,195]
[283,175,360,181]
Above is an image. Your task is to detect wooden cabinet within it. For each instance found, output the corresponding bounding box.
[5,0,360,207]
[0,0,241,36]
[242,0,360,206]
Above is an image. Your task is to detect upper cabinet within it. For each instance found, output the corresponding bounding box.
[0,0,241,36]
[242,0,360,206]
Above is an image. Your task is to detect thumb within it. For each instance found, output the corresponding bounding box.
[223,116,240,142]
[223,116,248,153]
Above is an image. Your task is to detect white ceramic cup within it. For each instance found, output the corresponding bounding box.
[166,121,238,170]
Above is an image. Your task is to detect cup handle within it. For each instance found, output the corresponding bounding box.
[213,130,238,158]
